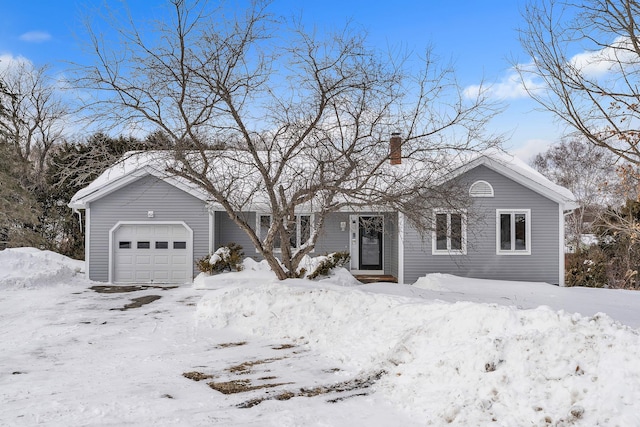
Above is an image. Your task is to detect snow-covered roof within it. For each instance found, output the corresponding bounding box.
[69,149,578,211]
[68,151,211,209]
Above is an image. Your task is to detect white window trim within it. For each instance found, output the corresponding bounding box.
[469,180,494,197]
[432,209,467,255]
[496,209,531,255]
[256,213,315,253]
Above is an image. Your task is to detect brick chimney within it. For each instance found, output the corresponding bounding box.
[390,132,402,165]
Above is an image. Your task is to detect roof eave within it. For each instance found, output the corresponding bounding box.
[68,165,211,208]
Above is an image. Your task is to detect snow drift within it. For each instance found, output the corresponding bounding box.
[198,280,640,426]
[0,247,84,289]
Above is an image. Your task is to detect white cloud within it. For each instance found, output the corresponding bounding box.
[569,36,637,78]
[19,31,52,43]
[466,36,639,102]
[511,138,554,163]
[0,53,32,72]
[464,62,545,101]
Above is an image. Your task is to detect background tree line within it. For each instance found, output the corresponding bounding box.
[0,60,162,258]
[0,91,155,260]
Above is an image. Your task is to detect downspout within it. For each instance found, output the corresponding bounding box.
[73,208,83,233]
[559,207,575,287]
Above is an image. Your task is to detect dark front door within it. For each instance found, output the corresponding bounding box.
[359,216,383,270]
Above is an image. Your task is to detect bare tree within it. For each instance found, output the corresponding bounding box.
[0,80,10,136]
[0,132,44,249]
[76,0,500,279]
[594,191,640,288]
[0,61,71,249]
[532,137,619,250]
[0,60,69,184]
[518,0,640,164]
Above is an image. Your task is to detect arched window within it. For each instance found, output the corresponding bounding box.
[469,180,494,197]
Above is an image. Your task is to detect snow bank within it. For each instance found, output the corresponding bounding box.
[411,273,640,328]
[193,256,360,290]
[193,258,279,289]
[413,272,454,291]
[0,247,84,288]
[197,281,640,425]
[414,272,551,293]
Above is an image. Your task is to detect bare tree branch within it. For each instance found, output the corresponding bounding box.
[518,0,640,164]
[0,61,69,183]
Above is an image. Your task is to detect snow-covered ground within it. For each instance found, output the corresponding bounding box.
[2,248,640,426]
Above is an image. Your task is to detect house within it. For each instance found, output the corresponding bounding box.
[68,149,577,286]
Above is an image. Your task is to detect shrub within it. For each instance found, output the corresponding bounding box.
[196,243,244,274]
[308,251,351,280]
[565,246,608,288]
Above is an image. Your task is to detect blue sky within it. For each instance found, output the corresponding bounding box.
[0,0,566,161]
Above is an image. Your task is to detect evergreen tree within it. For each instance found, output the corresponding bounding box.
[42,133,150,258]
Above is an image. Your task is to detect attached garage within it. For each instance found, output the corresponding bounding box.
[111,222,193,284]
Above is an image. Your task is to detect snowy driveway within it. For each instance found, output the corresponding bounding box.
[0,283,415,426]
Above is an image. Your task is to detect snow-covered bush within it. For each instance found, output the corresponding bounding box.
[307,251,350,280]
[196,243,244,274]
[565,247,607,287]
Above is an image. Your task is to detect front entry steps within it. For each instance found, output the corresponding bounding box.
[353,274,398,284]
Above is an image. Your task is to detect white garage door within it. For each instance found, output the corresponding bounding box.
[113,223,191,284]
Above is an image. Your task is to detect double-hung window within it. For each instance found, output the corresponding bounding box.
[290,214,312,249]
[257,214,313,250]
[496,209,531,254]
[432,209,466,255]
[258,214,277,247]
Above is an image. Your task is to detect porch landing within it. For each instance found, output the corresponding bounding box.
[353,274,398,284]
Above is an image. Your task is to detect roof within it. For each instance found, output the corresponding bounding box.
[68,149,578,211]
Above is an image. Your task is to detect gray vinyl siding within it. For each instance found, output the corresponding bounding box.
[385,213,399,278]
[214,211,354,257]
[214,210,398,276]
[313,212,351,255]
[214,211,258,258]
[403,165,561,284]
[87,175,210,282]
